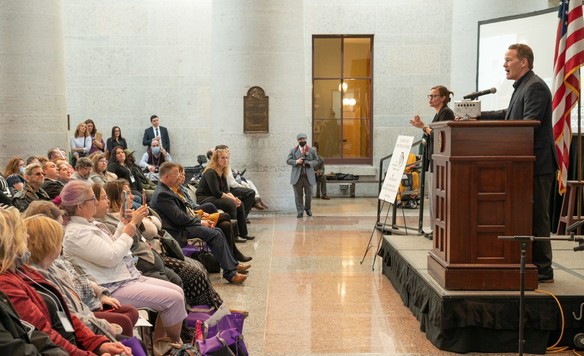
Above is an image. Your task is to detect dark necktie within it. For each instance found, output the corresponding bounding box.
[155,128,159,138]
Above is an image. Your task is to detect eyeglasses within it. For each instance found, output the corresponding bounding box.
[84,196,97,203]
[427,95,441,99]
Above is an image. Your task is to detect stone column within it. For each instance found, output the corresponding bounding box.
[0,0,68,163]
[211,0,305,209]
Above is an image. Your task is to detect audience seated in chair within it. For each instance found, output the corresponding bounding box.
[3,157,26,195]
[12,163,50,212]
[139,138,172,182]
[89,153,118,185]
[197,149,254,241]
[102,179,225,309]
[41,160,65,199]
[71,157,93,182]
[24,213,140,338]
[0,206,132,355]
[59,180,187,344]
[150,161,250,284]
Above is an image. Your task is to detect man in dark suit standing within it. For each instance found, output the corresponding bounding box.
[481,43,558,283]
[142,114,171,153]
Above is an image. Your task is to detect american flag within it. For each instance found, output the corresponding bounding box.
[552,0,584,194]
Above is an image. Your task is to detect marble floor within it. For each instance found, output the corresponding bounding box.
[209,197,574,356]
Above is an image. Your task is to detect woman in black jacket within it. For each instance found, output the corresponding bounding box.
[196,149,253,240]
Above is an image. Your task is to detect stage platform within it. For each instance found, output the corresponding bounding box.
[379,232,584,354]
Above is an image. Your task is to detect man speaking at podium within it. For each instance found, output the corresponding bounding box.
[479,43,558,283]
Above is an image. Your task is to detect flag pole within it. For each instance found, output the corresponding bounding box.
[578,67,582,230]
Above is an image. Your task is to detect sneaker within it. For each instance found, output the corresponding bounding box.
[321,195,330,200]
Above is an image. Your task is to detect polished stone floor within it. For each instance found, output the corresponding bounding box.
[209,197,574,356]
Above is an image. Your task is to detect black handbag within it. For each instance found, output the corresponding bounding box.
[159,230,185,261]
[187,240,220,273]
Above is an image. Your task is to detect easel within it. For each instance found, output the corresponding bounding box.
[361,198,411,271]
[361,135,415,270]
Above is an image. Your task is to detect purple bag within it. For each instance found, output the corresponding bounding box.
[120,336,147,356]
[182,244,203,258]
[196,328,248,356]
[207,313,246,339]
[186,311,213,328]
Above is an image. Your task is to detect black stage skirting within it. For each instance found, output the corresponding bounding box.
[380,238,584,354]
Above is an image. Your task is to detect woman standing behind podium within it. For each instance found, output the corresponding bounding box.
[409,85,454,238]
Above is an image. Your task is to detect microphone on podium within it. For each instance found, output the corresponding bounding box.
[463,87,497,100]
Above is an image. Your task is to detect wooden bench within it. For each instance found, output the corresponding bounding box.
[317,176,379,198]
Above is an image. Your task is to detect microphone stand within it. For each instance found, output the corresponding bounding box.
[498,234,574,356]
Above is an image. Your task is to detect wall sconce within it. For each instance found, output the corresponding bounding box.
[338,82,348,93]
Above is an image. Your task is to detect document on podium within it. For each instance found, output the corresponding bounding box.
[378,135,414,204]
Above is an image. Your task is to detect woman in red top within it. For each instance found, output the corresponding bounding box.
[0,206,131,356]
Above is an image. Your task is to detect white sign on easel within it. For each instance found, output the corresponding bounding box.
[378,135,415,204]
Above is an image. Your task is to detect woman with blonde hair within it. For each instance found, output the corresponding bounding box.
[70,122,92,166]
[0,206,131,355]
[23,201,139,338]
[196,148,253,241]
[59,180,186,344]
[175,165,251,261]
[90,153,118,185]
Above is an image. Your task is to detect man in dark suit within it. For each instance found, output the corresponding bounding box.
[150,161,248,284]
[142,114,171,153]
[481,43,558,283]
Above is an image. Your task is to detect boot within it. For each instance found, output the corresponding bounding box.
[233,246,252,262]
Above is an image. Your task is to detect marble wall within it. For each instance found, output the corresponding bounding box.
[0,0,68,161]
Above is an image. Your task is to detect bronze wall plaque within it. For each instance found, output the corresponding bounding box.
[243,86,269,133]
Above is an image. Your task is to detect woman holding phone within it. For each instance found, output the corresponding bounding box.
[59,180,187,344]
[103,179,224,309]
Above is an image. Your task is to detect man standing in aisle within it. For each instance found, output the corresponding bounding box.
[480,43,558,283]
[286,133,318,218]
[143,114,171,153]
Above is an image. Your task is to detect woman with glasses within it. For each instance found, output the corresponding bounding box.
[409,85,454,239]
[103,179,225,309]
[90,153,118,185]
[59,180,187,345]
[106,126,127,157]
[0,206,132,355]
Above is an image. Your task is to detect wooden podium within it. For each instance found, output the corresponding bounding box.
[427,120,539,290]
